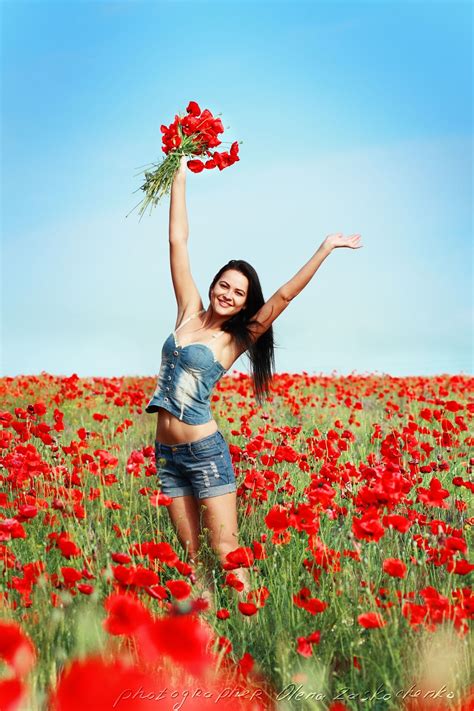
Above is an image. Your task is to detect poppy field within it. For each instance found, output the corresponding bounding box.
[0,370,473,711]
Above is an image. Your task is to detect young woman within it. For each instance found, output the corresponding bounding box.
[146,155,362,603]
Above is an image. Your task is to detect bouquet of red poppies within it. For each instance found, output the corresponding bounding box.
[130,100,241,219]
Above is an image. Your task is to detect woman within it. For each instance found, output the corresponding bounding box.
[146,156,362,603]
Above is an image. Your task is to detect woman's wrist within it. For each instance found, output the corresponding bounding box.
[172,173,186,192]
[174,155,188,184]
[173,171,186,184]
[317,242,333,257]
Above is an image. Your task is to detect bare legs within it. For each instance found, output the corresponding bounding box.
[165,492,251,600]
[199,492,251,594]
[166,495,201,561]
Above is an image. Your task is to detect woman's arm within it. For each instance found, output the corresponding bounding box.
[247,233,362,343]
[279,232,362,300]
[169,157,203,324]
[169,158,189,240]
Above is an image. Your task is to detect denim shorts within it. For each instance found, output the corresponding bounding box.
[154,430,237,499]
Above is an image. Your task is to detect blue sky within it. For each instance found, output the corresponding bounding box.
[1,0,472,378]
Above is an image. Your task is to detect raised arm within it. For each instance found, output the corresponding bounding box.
[247,233,362,343]
[169,156,203,326]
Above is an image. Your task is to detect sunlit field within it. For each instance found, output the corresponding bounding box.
[0,371,472,711]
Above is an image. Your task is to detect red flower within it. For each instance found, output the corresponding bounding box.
[166,579,191,600]
[264,504,291,532]
[402,602,428,628]
[352,512,385,542]
[446,558,474,575]
[296,637,312,657]
[187,159,205,173]
[150,492,172,506]
[33,400,47,416]
[293,588,328,615]
[76,584,94,595]
[145,584,168,600]
[238,602,258,616]
[358,612,387,628]
[225,572,244,592]
[252,541,267,560]
[186,100,201,116]
[296,630,320,657]
[130,566,159,588]
[57,536,81,559]
[16,505,38,520]
[217,635,232,654]
[236,651,254,677]
[382,514,412,533]
[224,546,254,569]
[0,678,26,711]
[216,608,230,620]
[148,613,215,676]
[111,552,131,564]
[382,558,407,578]
[111,565,132,585]
[103,593,153,636]
[61,567,83,586]
[48,656,158,711]
[0,620,36,676]
[417,477,450,508]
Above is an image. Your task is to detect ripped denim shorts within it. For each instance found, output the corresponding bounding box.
[154,430,237,499]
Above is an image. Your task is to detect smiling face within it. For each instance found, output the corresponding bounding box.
[210,269,249,317]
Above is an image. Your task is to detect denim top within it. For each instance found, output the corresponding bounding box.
[145,310,228,424]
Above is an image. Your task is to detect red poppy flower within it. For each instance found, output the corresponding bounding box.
[111,552,131,564]
[61,567,83,585]
[165,579,191,600]
[187,159,205,173]
[296,637,312,657]
[238,602,258,616]
[103,593,153,636]
[417,477,450,508]
[48,656,160,711]
[0,678,26,711]
[186,100,201,116]
[352,512,385,542]
[264,504,291,532]
[0,620,36,676]
[358,612,387,628]
[224,546,254,568]
[382,558,407,578]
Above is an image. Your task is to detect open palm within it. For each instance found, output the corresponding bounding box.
[323,233,363,251]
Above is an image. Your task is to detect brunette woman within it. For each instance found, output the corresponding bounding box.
[146,156,362,602]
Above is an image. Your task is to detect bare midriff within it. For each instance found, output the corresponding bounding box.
[155,407,219,445]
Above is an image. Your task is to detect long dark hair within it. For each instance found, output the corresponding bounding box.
[207,259,275,406]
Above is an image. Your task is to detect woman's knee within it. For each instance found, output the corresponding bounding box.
[211,536,240,564]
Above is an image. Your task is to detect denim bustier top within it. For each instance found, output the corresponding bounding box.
[145,310,228,424]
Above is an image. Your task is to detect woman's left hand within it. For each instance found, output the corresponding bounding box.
[321,233,363,252]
